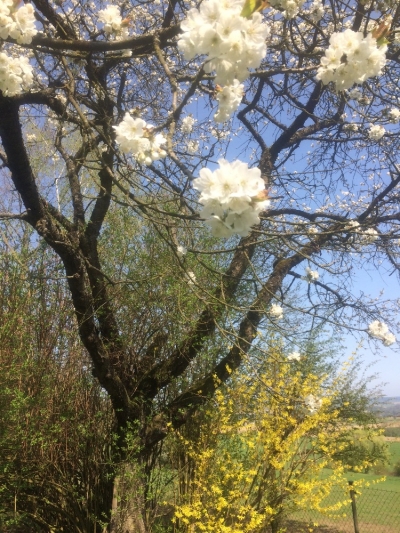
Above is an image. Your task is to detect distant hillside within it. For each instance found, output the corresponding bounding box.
[375,397,400,417]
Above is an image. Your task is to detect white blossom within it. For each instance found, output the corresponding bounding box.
[0,52,33,96]
[98,5,123,34]
[305,394,322,413]
[181,116,196,133]
[0,0,37,44]
[269,0,306,19]
[348,88,362,101]
[347,222,379,246]
[214,80,244,122]
[388,108,400,122]
[187,140,199,154]
[305,267,319,282]
[177,0,269,86]
[316,30,387,91]
[57,94,67,105]
[287,351,301,361]
[177,245,187,258]
[369,321,387,336]
[205,215,234,238]
[114,113,167,164]
[346,220,360,231]
[360,227,378,244]
[383,332,396,346]
[186,271,196,285]
[308,0,325,22]
[193,159,270,238]
[270,304,284,319]
[368,320,396,346]
[343,123,359,132]
[368,125,385,141]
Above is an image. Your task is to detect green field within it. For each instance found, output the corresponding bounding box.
[290,481,400,530]
[289,442,400,531]
[387,441,400,471]
[325,441,400,491]
[344,470,400,492]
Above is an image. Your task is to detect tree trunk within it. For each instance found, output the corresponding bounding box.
[270,516,282,533]
[108,463,148,533]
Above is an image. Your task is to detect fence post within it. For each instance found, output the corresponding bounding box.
[348,481,360,533]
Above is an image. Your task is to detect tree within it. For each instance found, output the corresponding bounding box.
[0,0,399,530]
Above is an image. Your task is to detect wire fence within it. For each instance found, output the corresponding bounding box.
[284,483,400,533]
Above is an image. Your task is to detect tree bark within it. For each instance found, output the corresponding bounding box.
[109,463,148,533]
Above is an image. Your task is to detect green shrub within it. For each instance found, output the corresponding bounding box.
[383,427,400,438]
[393,460,400,477]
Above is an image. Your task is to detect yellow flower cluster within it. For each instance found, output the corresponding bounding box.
[169,342,383,533]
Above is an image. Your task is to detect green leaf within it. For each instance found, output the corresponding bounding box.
[240,0,268,18]
[240,0,258,18]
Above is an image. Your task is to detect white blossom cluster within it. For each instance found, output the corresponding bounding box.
[368,321,396,346]
[177,245,187,258]
[187,140,199,154]
[97,4,131,43]
[343,123,359,132]
[307,0,325,22]
[181,116,196,133]
[369,124,385,141]
[287,351,301,361]
[186,271,196,286]
[177,0,269,86]
[193,159,270,238]
[361,228,379,244]
[214,80,244,122]
[0,52,33,96]
[305,267,319,282]
[269,0,306,19]
[270,304,284,319]
[388,108,400,122]
[316,29,387,91]
[98,5,123,34]
[348,87,362,101]
[346,220,360,231]
[0,0,36,95]
[304,394,322,413]
[0,0,37,44]
[346,222,379,245]
[114,113,167,165]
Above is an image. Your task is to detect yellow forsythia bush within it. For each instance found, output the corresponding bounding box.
[169,341,381,533]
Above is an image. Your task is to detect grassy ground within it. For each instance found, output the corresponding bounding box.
[319,441,400,491]
[342,441,400,491]
[284,518,400,533]
[289,483,400,531]
[344,471,400,491]
[387,441,400,472]
[288,442,400,532]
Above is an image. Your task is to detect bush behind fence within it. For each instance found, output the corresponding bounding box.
[285,485,400,533]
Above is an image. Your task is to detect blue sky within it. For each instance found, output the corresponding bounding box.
[343,268,400,397]
[182,107,400,398]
